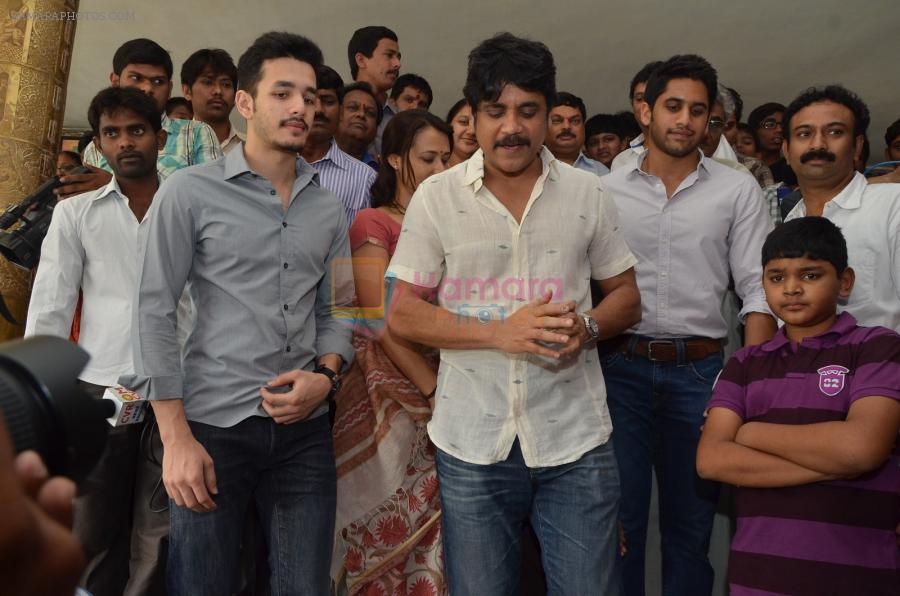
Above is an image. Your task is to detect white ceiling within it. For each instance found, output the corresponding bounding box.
[65,0,900,158]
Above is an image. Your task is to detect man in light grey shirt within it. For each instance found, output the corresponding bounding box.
[600,54,775,596]
[133,32,353,595]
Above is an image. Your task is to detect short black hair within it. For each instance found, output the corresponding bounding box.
[552,92,586,120]
[615,110,642,140]
[58,150,82,166]
[338,81,383,124]
[629,60,664,100]
[727,86,744,122]
[644,54,717,110]
[885,118,900,147]
[747,102,785,136]
[112,38,172,79]
[316,65,344,92]
[88,86,163,135]
[77,131,94,154]
[464,32,556,112]
[390,73,433,107]
[237,31,323,98]
[783,85,870,141]
[181,48,237,89]
[585,113,626,141]
[347,26,398,79]
[165,96,192,116]
[445,98,469,123]
[761,216,848,275]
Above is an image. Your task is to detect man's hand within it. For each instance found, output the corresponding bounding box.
[161,435,218,513]
[260,369,331,425]
[55,165,112,199]
[0,426,85,596]
[556,312,591,357]
[494,292,577,358]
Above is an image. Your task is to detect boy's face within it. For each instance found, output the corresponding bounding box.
[763,256,854,337]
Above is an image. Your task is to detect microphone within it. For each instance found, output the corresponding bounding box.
[101,385,148,427]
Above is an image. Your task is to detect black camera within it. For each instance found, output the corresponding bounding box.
[0,336,111,481]
[0,166,89,270]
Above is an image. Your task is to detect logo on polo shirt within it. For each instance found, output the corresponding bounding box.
[817,365,849,397]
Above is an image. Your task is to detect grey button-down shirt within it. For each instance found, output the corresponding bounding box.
[134,148,355,427]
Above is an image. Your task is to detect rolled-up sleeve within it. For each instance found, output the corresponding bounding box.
[132,176,194,400]
[314,209,355,369]
[729,180,774,320]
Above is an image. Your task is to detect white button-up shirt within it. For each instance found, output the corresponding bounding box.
[25,176,163,385]
[785,172,900,331]
[603,151,772,339]
[387,147,637,467]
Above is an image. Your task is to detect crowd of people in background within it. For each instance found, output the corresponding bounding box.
[6,20,898,596]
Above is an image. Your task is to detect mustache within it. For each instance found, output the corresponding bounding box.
[800,149,836,163]
[557,131,576,139]
[313,113,330,124]
[495,134,530,148]
[116,151,145,161]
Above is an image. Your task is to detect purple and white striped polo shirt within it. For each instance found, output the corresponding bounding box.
[709,312,900,595]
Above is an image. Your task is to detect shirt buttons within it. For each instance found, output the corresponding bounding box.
[283,262,288,269]
[286,346,291,352]
[283,304,288,311]
[282,222,287,228]
[270,190,276,195]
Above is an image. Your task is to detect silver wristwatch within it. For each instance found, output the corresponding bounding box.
[580,312,600,342]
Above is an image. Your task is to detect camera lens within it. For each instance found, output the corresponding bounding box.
[0,336,111,481]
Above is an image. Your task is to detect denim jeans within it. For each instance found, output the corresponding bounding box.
[602,338,722,596]
[167,414,336,596]
[436,440,622,596]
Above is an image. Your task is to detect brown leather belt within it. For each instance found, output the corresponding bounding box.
[601,335,722,362]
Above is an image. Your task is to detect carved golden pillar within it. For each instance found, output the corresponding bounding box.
[0,0,79,339]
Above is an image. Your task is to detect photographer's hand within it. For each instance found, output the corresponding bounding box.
[0,419,85,596]
[55,165,112,199]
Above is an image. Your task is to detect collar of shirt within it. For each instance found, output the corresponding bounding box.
[91,172,167,202]
[629,132,645,149]
[223,143,319,189]
[574,152,610,175]
[793,172,867,217]
[462,146,559,194]
[761,312,858,352]
[629,148,712,183]
[312,138,353,171]
[384,101,398,117]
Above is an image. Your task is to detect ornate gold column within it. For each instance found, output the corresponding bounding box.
[0,0,79,339]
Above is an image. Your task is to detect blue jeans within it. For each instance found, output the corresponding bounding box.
[602,338,722,596]
[436,440,622,596]
[167,414,336,596]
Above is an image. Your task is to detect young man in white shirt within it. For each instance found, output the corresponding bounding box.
[782,85,900,331]
[601,54,776,596]
[386,33,640,595]
[25,87,166,596]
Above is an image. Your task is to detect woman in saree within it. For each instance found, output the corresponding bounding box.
[332,109,452,596]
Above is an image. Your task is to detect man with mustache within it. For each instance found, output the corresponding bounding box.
[335,82,381,169]
[782,85,900,332]
[25,87,167,596]
[134,32,354,594]
[347,26,401,157]
[600,54,776,596]
[544,91,609,177]
[386,33,640,595]
[181,48,243,154]
[302,66,376,224]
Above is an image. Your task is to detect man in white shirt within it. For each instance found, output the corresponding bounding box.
[782,85,900,331]
[25,87,166,596]
[181,48,244,154]
[601,54,776,596]
[386,33,640,595]
[544,91,609,177]
[611,60,662,172]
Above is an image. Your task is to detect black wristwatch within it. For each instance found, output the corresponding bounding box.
[314,365,341,400]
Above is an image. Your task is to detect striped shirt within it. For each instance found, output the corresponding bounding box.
[708,312,900,595]
[84,114,223,177]
[308,139,376,225]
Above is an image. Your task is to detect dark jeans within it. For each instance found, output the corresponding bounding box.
[436,440,622,596]
[602,338,722,596]
[167,414,336,596]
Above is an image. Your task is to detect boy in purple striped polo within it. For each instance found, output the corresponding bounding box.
[697,216,900,595]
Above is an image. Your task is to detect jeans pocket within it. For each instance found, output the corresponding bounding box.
[688,354,723,386]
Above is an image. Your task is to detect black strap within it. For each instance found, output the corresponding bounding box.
[0,293,20,326]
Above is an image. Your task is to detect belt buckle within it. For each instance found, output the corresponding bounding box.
[646,340,673,361]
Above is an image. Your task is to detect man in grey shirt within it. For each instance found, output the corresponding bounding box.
[133,32,354,595]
